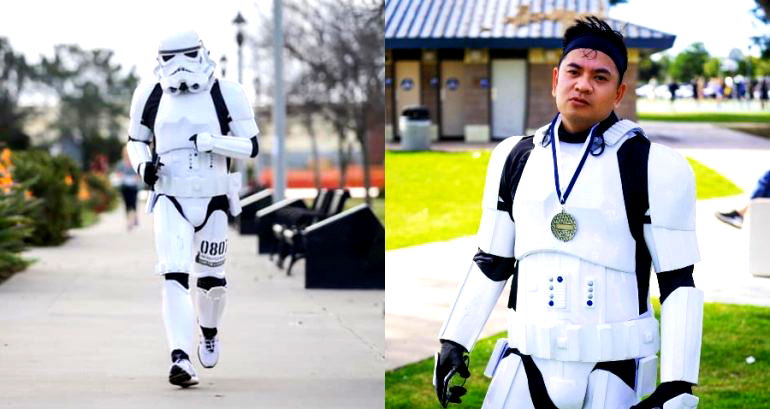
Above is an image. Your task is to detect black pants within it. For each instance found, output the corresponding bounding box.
[120,185,138,212]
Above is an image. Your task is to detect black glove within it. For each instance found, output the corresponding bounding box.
[631,381,693,409]
[142,160,163,187]
[434,340,471,408]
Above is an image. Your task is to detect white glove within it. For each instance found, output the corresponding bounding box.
[190,132,214,153]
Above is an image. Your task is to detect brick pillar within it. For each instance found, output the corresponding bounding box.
[421,59,439,140]
[463,62,490,142]
[527,63,558,130]
[616,62,638,121]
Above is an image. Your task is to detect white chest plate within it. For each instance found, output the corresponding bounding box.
[154,92,221,155]
[512,139,636,273]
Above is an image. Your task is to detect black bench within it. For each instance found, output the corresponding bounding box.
[273,189,351,275]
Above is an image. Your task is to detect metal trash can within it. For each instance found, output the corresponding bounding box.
[399,105,431,150]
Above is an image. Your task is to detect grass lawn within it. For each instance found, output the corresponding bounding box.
[385,301,770,409]
[687,158,743,199]
[386,150,742,250]
[639,111,770,123]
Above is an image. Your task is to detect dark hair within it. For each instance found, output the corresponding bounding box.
[560,16,628,84]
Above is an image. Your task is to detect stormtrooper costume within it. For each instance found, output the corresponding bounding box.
[435,111,703,408]
[126,31,259,387]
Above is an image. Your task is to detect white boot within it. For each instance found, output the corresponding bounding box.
[168,358,199,387]
[198,336,220,368]
[196,285,226,368]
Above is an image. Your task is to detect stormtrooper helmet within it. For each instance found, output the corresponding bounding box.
[154,31,215,95]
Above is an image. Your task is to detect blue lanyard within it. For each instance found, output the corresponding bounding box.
[549,113,597,206]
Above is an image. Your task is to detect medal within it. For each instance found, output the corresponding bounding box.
[548,114,597,242]
[551,207,577,242]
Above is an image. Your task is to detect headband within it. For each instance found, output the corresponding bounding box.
[562,34,627,79]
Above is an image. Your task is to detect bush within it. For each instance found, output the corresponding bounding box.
[0,149,39,280]
[81,172,118,213]
[11,150,82,245]
[0,185,39,280]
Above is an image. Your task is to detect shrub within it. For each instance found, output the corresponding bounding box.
[0,149,39,279]
[81,172,118,213]
[11,150,82,245]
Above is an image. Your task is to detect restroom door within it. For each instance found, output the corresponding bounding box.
[394,60,421,137]
[492,59,526,138]
[440,60,464,138]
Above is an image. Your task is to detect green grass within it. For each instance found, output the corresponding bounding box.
[386,151,742,250]
[687,158,743,199]
[639,112,770,123]
[385,151,490,250]
[385,301,770,409]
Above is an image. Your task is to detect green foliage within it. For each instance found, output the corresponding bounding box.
[0,37,35,151]
[669,43,710,82]
[82,172,118,213]
[639,54,670,83]
[38,44,138,168]
[703,57,723,78]
[0,184,39,281]
[11,150,82,245]
[386,302,770,409]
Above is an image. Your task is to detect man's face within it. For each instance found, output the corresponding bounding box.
[551,48,626,131]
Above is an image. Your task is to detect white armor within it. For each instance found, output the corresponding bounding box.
[127,32,259,379]
[440,118,703,408]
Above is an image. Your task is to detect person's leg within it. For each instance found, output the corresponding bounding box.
[583,364,638,408]
[192,201,229,368]
[153,195,198,386]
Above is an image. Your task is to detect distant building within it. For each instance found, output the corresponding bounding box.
[385,0,675,142]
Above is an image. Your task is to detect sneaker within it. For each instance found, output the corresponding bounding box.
[715,210,743,229]
[198,336,219,368]
[168,358,199,387]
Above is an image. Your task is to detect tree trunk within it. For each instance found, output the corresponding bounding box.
[357,115,372,206]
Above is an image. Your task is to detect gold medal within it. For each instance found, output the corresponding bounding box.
[550,208,577,242]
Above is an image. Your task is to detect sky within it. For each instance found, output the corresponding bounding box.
[609,0,767,58]
[0,0,767,90]
[0,0,273,102]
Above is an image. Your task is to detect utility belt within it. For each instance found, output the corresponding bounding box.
[484,338,658,401]
[507,315,660,363]
[149,172,243,216]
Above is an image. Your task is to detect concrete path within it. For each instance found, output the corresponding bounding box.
[386,122,770,370]
[0,206,384,408]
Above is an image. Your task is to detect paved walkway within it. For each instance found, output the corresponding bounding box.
[0,206,384,408]
[386,122,770,370]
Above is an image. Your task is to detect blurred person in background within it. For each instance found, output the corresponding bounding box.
[716,169,770,229]
[114,147,141,230]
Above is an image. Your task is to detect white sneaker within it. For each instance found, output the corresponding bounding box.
[198,336,220,368]
[168,358,199,387]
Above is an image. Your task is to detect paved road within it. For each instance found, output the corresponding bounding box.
[386,122,770,370]
[0,206,384,408]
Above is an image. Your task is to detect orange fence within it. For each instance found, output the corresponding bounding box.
[258,165,384,189]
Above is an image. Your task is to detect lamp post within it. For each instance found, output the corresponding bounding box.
[233,11,246,84]
[219,55,228,78]
[272,0,286,200]
[231,12,251,189]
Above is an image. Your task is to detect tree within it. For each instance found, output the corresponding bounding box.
[638,53,670,83]
[258,0,384,204]
[703,57,722,78]
[669,43,709,82]
[0,38,35,150]
[753,0,770,57]
[38,45,138,168]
